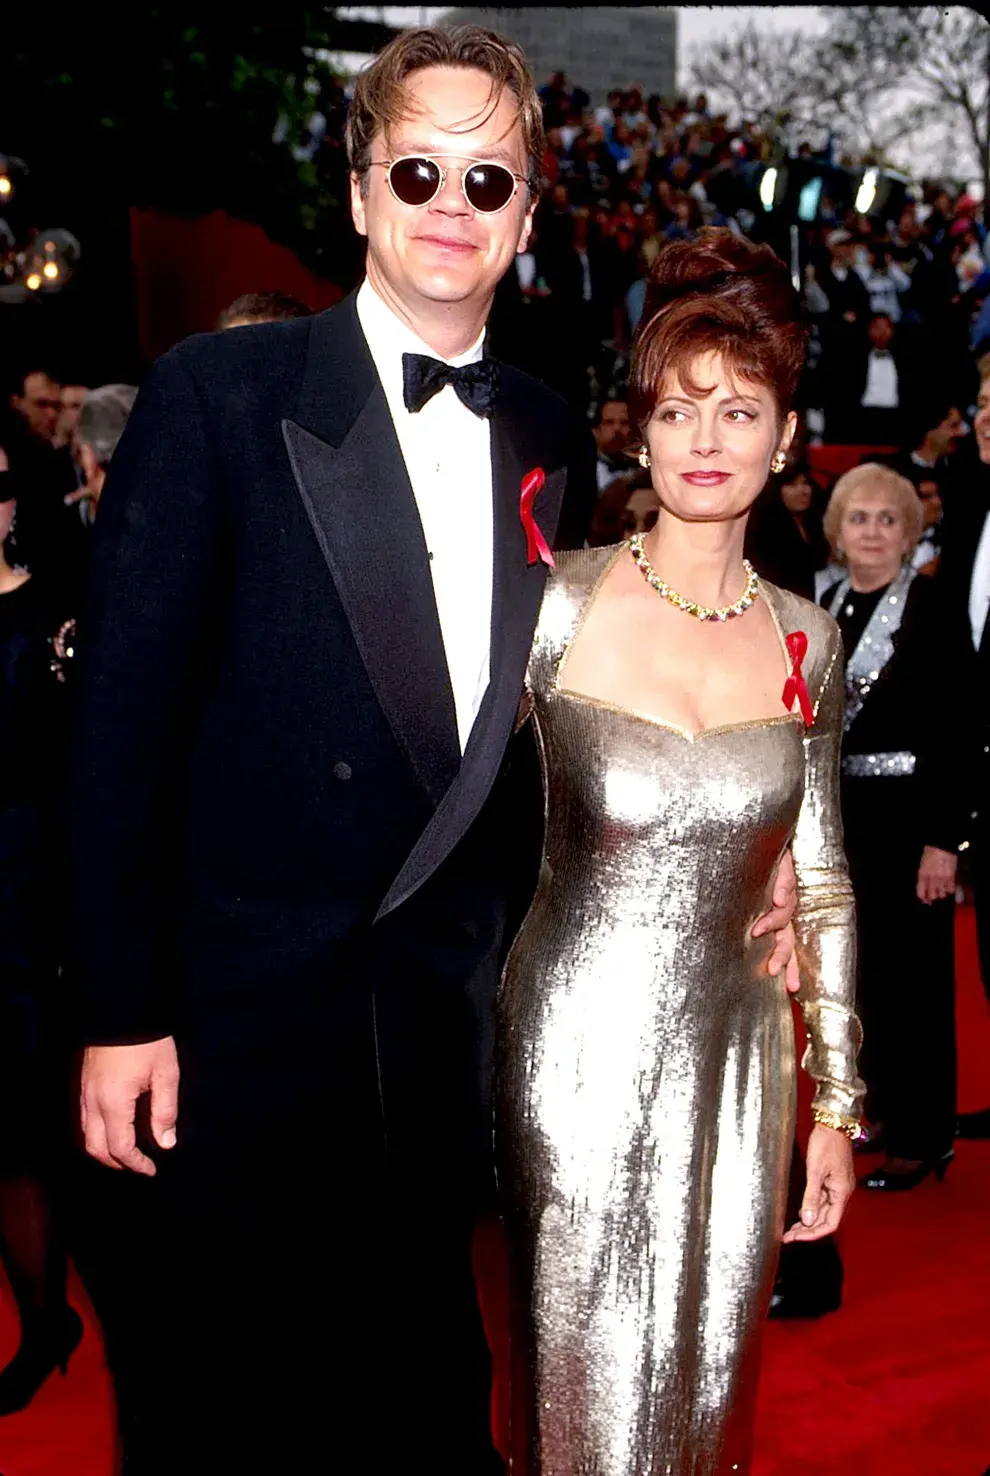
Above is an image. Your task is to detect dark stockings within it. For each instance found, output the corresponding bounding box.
[0,1173,81,1416]
[0,1174,68,1338]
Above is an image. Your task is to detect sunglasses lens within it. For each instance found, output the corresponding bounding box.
[463,163,516,213]
[389,157,441,206]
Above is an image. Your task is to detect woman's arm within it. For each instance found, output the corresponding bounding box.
[785,622,865,1241]
[792,624,865,1124]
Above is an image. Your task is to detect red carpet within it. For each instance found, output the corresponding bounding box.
[2,909,989,1475]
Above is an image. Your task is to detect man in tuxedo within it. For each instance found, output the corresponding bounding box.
[67,25,798,1475]
[839,312,917,445]
[871,396,967,486]
[593,395,633,490]
[941,369,990,1139]
[866,395,968,569]
[2,365,84,596]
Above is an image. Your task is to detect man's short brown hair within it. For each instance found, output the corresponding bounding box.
[216,292,313,329]
[346,24,545,191]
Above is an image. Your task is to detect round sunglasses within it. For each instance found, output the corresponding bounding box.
[370,154,529,215]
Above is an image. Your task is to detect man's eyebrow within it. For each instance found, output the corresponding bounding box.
[391,140,521,166]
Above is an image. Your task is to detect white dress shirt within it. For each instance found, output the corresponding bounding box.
[596,457,618,492]
[861,350,899,409]
[969,509,990,651]
[515,253,537,292]
[356,279,493,753]
[577,247,592,303]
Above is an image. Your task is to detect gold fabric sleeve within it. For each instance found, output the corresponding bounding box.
[792,627,866,1122]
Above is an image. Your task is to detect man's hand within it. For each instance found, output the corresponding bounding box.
[81,1038,180,1176]
[782,1125,855,1243]
[752,849,800,994]
[916,845,957,905]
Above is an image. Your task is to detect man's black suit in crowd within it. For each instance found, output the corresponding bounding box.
[65,294,596,1474]
[937,462,990,1002]
[828,338,919,446]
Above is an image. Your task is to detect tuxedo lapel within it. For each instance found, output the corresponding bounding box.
[282,296,460,806]
[377,365,566,917]
[487,369,568,770]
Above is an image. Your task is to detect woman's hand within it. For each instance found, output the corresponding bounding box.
[916,846,957,905]
[782,1125,855,1243]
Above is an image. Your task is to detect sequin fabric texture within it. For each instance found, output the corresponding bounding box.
[496,546,864,1476]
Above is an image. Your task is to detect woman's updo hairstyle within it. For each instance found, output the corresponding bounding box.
[630,227,807,433]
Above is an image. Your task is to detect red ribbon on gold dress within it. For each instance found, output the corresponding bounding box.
[782,630,815,726]
[520,467,555,569]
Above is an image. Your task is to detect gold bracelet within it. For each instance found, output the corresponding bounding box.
[811,1107,863,1141]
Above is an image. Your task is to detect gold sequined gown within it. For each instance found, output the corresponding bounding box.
[496,546,864,1476]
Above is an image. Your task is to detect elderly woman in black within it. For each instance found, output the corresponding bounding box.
[821,463,976,1189]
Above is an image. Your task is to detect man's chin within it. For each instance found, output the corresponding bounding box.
[410,275,482,305]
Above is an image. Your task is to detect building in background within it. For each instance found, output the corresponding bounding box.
[436,7,677,104]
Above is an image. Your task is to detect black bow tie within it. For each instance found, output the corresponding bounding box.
[402,353,498,418]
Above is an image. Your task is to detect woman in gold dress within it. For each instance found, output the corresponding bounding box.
[496,230,865,1475]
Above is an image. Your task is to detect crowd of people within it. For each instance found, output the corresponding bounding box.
[1,25,990,1474]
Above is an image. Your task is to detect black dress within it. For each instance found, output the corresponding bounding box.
[822,571,975,1160]
[0,577,70,1174]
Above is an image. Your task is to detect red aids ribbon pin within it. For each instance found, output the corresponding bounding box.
[782,630,815,726]
[520,467,555,569]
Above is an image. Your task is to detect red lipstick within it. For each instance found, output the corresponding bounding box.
[681,471,731,486]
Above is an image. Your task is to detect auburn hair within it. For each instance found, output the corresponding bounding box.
[346,25,545,190]
[630,228,807,429]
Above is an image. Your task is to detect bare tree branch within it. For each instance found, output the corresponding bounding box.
[691,6,990,195]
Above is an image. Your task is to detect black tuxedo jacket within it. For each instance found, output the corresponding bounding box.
[66,292,596,1190]
[826,341,918,444]
[937,467,990,746]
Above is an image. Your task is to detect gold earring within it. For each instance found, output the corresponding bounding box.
[637,446,651,469]
[770,450,787,474]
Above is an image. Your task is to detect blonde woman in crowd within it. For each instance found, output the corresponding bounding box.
[821,464,977,1189]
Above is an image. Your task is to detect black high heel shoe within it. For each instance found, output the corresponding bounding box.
[861,1152,953,1192]
[768,1236,844,1319]
[955,1107,990,1139]
[0,1306,84,1416]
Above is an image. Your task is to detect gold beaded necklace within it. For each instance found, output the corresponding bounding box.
[628,533,759,622]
